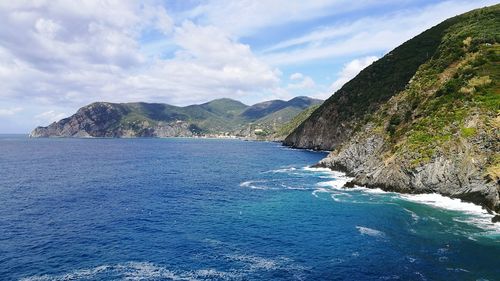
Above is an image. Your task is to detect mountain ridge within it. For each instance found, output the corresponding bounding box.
[30,97,322,140]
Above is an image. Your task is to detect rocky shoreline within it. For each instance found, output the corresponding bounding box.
[304,134,500,219]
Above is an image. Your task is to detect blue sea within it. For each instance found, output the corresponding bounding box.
[0,136,499,281]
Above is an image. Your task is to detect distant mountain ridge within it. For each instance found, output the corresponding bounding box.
[30,97,322,139]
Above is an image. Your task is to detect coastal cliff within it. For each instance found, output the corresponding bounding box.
[284,5,500,212]
[30,97,322,139]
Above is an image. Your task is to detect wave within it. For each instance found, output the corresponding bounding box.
[403,208,420,222]
[248,164,500,232]
[400,193,500,232]
[225,254,308,278]
[263,167,297,174]
[400,193,486,215]
[226,254,278,271]
[311,169,499,232]
[31,254,307,281]
[20,262,239,281]
[356,226,386,238]
[239,180,274,190]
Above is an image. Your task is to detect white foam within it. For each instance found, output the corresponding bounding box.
[227,254,278,270]
[356,226,386,238]
[401,193,486,215]
[330,193,355,202]
[303,166,333,173]
[239,180,272,190]
[312,187,330,198]
[446,267,470,273]
[403,208,420,222]
[309,167,499,232]
[264,167,297,173]
[20,262,238,281]
[400,193,500,232]
[364,188,390,194]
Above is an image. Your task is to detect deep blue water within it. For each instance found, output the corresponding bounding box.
[0,136,499,281]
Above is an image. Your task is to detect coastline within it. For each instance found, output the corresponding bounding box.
[308,154,500,222]
[305,165,500,230]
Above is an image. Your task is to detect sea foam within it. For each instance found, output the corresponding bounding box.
[21,262,240,281]
[356,226,386,238]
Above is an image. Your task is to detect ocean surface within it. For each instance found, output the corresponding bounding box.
[0,135,499,281]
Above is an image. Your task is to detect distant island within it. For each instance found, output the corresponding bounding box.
[30,96,322,141]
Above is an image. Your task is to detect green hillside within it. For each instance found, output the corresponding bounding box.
[31,97,323,139]
[284,4,500,211]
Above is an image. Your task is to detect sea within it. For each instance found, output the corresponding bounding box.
[0,135,499,281]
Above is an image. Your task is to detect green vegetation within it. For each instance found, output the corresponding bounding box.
[276,105,321,138]
[378,5,500,166]
[287,4,498,175]
[283,4,499,211]
[460,127,477,137]
[51,97,323,138]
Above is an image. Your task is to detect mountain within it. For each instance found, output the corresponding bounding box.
[30,97,322,139]
[284,5,499,212]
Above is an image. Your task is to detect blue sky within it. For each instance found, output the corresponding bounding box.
[0,0,496,133]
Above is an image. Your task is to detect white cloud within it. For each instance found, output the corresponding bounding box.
[120,21,280,105]
[289,73,304,80]
[288,76,316,90]
[35,18,61,38]
[262,0,498,65]
[330,56,378,92]
[186,0,390,37]
[35,110,67,123]
[0,1,280,111]
[0,107,22,116]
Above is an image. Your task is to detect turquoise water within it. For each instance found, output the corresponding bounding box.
[0,136,498,280]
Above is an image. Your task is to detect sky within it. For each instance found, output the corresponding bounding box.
[0,0,497,133]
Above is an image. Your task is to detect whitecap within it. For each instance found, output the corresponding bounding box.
[400,193,500,232]
[239,180,272,190]
[403,208,420,222]
[20,262,238,281]
[316,177,352,190]
[330,194,345,202]
[226,254,278,271]
[311,187,331,198]
[364,188,391,194]
[446,267,470,273]
[302,166,334,173]
[356,226,386,238]
[263,167,297,174]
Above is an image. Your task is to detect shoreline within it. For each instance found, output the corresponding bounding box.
[305,166,500,229]
[309,157,500,222]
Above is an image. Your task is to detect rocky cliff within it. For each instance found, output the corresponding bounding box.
[30,97,322,139]
[285,5,500,212]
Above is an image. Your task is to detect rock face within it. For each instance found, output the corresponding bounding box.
[30,97,322,139]
[30,103,198,138]
[285,5,500,212]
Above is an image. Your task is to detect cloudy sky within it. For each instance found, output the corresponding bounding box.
[0,0,496,133]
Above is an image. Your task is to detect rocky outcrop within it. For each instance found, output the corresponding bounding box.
[29,103,197,138]
[284,5,500,213]
[315,125,500,212]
